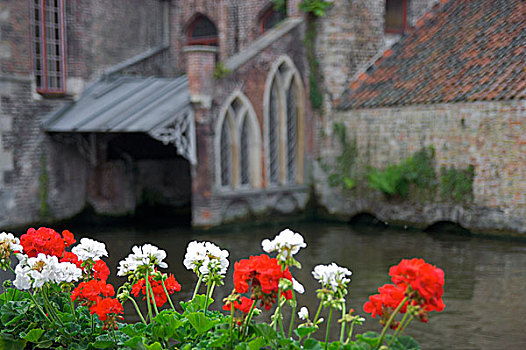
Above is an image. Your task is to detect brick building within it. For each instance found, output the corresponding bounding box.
[0,0,524,234]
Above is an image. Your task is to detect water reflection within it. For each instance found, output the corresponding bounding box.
[2,222,525,349]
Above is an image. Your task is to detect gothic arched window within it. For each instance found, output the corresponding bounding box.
[187,15,218,46]
[264,56,305,186]
[260,6,286,33]
[216,92,262,190]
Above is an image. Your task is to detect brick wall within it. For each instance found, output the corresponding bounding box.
[316,100,526,235]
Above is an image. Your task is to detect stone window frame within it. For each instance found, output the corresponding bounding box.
[385,0,408,34]
[263,55,305,187]
[215,90,262,191]
[186,14,219,46]
[30,0,67,95]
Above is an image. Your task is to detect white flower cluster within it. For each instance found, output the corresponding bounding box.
[312,263,352,292]
[261,228,306,262]
[13,253,82,290]
[71,238,108,261]
[183,241,229,277]
[298,306,309,320]
[0,232,23,253]
[117,243,167,276]
[292,278,305,294]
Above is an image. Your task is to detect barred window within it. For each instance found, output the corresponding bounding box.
[265,57,304,186]
[216,93,262,190]
[30,0,66,94]
[187,15,218,46]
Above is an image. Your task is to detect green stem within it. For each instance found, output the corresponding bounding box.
[29,291,51,322]
[143,273,154,322]
[144,273,159,316]
[42,286,64,326]
[324,307,333,350]
[128,296,147,324]
[160,277,176,312]
[376,296,409,349]
[313,301,324,324]
[345,320,355,345]
[192,274,203,300]
[91,313,95,335]
[229,304,234,350]
[288,289,297,338]
[241,300,257,340]
[339,302,346,343]
[203,280,215,315]
[389,314,414,347]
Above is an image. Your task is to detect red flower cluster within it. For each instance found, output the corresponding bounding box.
[60,251,83,268]
[93,260,110,282]
[363,258,445,324]
[90,298,124,329]
[131,273,181,307]
[20,227,75,258]
[223,296,254,314]
[71,280,115,304]
[233,254,293,310]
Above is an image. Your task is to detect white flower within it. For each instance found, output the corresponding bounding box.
[183,241,229,278]
[0,232,23,253]
[298,306,309,320]
[71,238,108,261]
[261,228,306,262]
[293,278,305,294]
[312,263,352,292]
[55,262,82,283]
[117,243,168,276]
[13,264,31,290]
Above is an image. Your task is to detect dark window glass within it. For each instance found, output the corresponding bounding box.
[269,80,280,185]
[385,0,406,33]
[286,83,297,183]
[262,9,286,33]
[188,16,218,46]
[240,115,250,186]
[220,118,232,187]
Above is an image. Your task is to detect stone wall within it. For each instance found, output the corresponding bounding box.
[316,100,526,235]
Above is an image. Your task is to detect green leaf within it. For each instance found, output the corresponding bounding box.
[303,338,323,350]
[187,312,217,335]
[294,325,318,338]
[248,337,266,350]
[390,335,420,350]
[93,334,114,349]
[22,328,45,342]
[0,335,27,350]
[180,294,214,313]
[144,342,163,350]
[253,323,277,341]
[122,336,147,349]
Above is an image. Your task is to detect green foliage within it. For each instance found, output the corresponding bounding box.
[305,18,323,110]
[271,0,287,13]
[299,0,333,17]
[213,62,231,80]
[327,123,357,190]
[367,147,436,198]
[439,165,474,202]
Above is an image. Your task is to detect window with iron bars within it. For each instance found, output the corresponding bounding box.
[30,0,67,94]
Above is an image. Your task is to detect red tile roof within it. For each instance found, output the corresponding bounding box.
[339,0,526,109]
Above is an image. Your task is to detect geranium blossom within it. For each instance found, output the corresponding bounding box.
[117,243,167,276]
[71,238,108,261]
[233,254,293,310]
[183,241,229,278]
[13,253,82,289]
[71,280,115,304]
[223,296,254,314]
[312,262,352,292]
[261,228,306,263]
[20,227,66,258]
[131,273,181,307]
[93,260,110,281]
[0,232,23,268]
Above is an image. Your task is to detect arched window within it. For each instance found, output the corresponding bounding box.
[187,15,218,46]
[216,92,262,190]
[260,6,286,33]
[264,56,305,186]
[385,0,407,34]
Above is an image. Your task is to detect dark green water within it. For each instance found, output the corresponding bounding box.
[3,222,526,349]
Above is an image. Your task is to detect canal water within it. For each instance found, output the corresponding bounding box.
[3,222,526,349]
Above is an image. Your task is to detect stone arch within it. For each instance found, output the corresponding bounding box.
[215,90,262,190]
[263,55,306,186]
[185,13,219,46]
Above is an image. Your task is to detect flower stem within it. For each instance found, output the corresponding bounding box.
[339,302,346,343]
[128,296,147,324]
[324,307,333,350]
[144,273,154,322]
[229,304,234,350]
[345,320,355,344]
[203,280,215,315]
[192,274,203,300]
[288,289,297,338]
[389,314,413,347]
[376,296,409,349]
[160,277,176,312]
[29,291,51,323]
[313,301,324,324]
[241,299,257,340]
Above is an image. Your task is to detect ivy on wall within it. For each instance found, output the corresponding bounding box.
[326,122,356,190]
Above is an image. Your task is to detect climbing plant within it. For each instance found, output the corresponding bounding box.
[327,122,356,190]
[439,165,475,202]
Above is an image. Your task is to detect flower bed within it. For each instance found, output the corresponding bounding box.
[0,228,445,349]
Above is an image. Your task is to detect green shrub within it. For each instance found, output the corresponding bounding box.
[439,165,474,202]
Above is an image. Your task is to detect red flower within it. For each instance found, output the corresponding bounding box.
[131,273,181,307]
[389,258,445,312]
[20,227,65,258]
[62,230,76,247]
[72,280,115,303]
[60,251,83,268]
[363,284,408,318]
[233,254,293,310]
[93,260,110,282]
[90,298,123,321]
[223,296,254,314]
